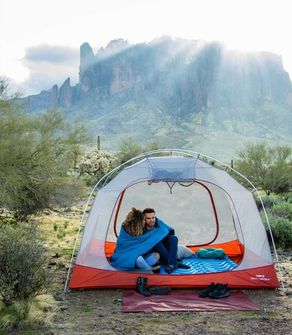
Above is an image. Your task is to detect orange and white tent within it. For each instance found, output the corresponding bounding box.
[66,150,280,290]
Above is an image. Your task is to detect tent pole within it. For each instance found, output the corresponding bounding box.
[64,186,97,292]
[256,190,285,291]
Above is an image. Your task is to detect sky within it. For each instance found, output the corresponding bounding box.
[1,0,291,95]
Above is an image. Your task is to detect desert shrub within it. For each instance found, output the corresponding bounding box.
[76,149,117,186]
[0,81,89,220]
[280,192,292,203]
[0,224,49,306]
[267,215,292,249]
[117,138,162,164]
[256,194,281,210]
[259,193,292,249]
[269,202,292,221]
[235,142,291,195]
[0,300,30,331]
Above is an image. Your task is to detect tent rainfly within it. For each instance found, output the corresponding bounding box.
[66,150,280,290]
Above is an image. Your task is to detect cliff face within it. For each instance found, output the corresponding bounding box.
[26,37,292,115]
[77,38,291,109]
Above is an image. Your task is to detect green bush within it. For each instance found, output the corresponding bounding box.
[235,142,291,195]
[256,194,281,210]
[280,192,292,203]
[267,215,292,249]
[0,81,89,220]
[0,300,30,331]
[76,149,117,186]
[269,202,292,221]
[117,138,162,164]
[259,193,292,249]
[0,225,49,306]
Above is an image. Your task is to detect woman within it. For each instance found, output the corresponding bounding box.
[110,207,170,272]
[123,208,160,272]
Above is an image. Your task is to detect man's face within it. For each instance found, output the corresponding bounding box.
[144,212,156,230]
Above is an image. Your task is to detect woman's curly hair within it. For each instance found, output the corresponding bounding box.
[123,207,144,236]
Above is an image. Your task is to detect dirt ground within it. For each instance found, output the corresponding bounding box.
[44,251,292,335]
[10,208,291,335]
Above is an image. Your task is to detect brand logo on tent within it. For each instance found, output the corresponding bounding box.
[250,275,271,281]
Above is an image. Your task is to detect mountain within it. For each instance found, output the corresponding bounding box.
[23,37,292,159]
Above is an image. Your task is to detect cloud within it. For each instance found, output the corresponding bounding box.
[24,44,79,63]
[21,44,79,95]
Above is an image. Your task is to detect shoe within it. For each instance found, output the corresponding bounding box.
[151,265,161,273]
[148,286,171,295]
[177,262,191,269]
[165,265,175,274]
[199,282,217,297]
[136,277,151,297]
[208,283,230,299]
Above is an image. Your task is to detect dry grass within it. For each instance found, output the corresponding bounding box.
[0,294,59,334]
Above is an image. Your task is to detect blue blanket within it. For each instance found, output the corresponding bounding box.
[110,218,172,270]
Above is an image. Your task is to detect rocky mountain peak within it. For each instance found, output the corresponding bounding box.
[59,77,72,108]
[97,39,130,59]
[80,42,95,70]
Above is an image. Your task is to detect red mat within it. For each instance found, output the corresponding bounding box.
[122,290,259,313]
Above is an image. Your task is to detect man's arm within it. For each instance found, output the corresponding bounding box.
[156,218,175,235]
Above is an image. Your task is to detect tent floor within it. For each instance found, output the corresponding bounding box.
[126,255,238,274]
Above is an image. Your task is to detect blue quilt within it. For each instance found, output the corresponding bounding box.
[110,218,173,270]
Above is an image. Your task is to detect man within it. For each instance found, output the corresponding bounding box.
[143,208,190,273]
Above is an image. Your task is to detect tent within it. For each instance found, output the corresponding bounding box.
[66,150,280,290]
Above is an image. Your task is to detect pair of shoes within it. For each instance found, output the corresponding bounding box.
[136,277,151,297]
[209,283,230,298]
[199,282,217,297]
[177,262,191,269]
[165,265,175,274]
[136,277,171,296]
[199,282,230,298]
[148,286,171,295]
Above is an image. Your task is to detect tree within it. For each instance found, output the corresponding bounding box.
[117,137,162,164]
[117,138,142,164]
[0,80,89,220]
[235,142,292,195]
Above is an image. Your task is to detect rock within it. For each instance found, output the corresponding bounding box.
[59,78,73,108]
[50,84,59,108]
[53,294,64,301]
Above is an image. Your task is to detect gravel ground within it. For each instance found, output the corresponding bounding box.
[47,251,291,335]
